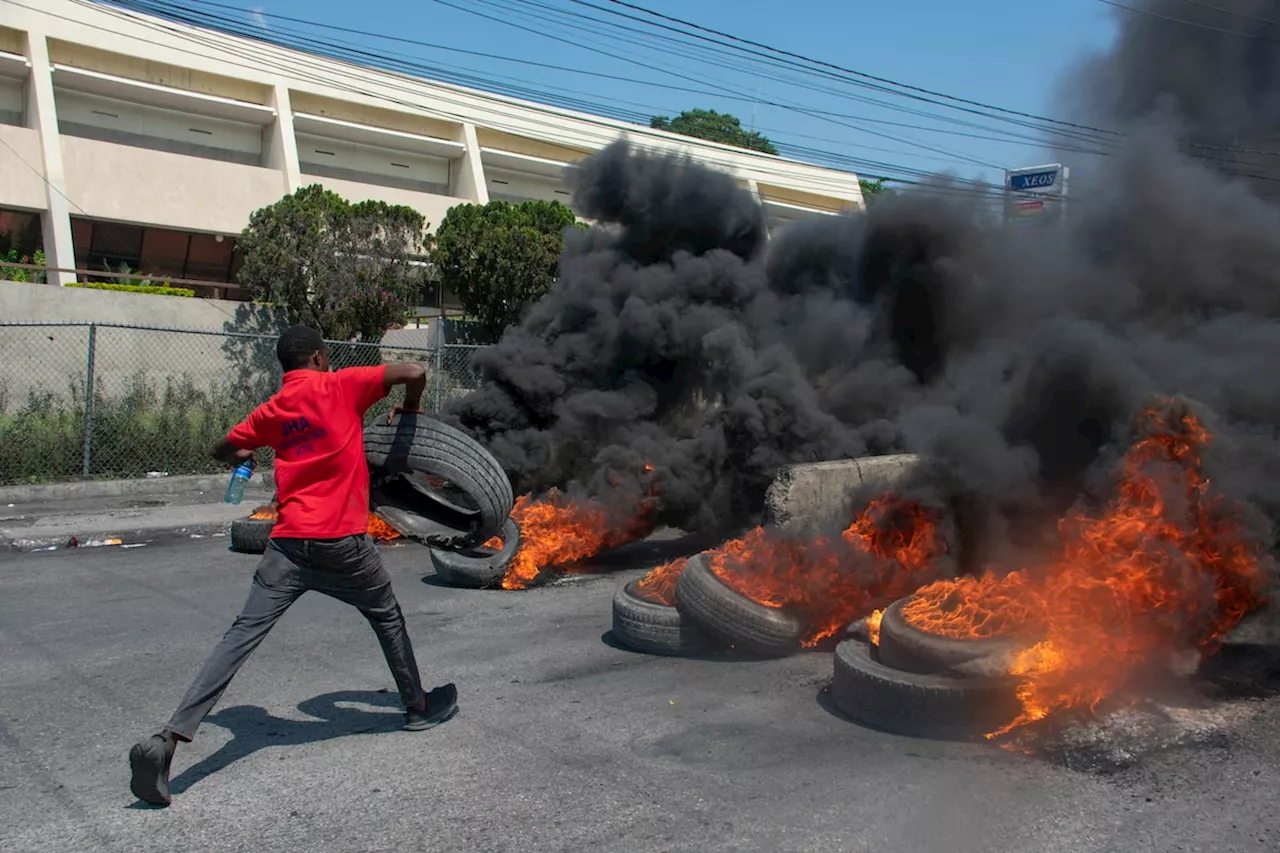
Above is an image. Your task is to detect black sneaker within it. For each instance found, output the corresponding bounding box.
[404,683,458,731]
[129,733,176,807]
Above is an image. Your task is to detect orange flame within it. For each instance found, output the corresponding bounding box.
[500,489,657,589]
[367,513,402,542]
[636,557,687,605]
[867,608,885,646]
[900,400,1271,736]
[703,495,952,646]
[246,504,400,541]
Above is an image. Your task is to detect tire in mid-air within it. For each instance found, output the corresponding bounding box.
[428,518,523,589]
[674,553,805,658]
[364,412,514,548]
[830,639,1021,740]
[875,597,1023,676]
[611,579,710,656]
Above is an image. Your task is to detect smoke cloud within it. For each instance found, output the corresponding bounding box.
[444,0,1280,599]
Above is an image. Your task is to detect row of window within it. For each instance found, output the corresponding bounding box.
[71,218,243,283]
[0,208,243,285]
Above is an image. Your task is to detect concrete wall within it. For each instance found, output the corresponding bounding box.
[0,281,451,411]
[60,136,287,234]
[1,278,262,328]
[0,280,289,404]
[0,125,47,210]
[764,455,924,534]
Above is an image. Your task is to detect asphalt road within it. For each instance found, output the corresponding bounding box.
[1,535,1277,853]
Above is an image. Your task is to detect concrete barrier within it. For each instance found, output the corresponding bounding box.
[764,454,923,533]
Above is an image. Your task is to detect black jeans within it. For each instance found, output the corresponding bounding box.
[163,534,425,742]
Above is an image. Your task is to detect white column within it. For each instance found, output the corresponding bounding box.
[746,178,772,241]
[266,84,301,193]
[450,122,489,204]
[24,30,75,287]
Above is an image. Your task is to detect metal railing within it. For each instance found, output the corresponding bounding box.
[0,322,485,485]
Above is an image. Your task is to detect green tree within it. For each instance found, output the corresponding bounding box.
[859,178,893,205]
[649,108,779,155]
[236,184,429,344]
[428,199,582,338]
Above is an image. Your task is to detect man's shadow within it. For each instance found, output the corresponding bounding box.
[149,689,410,801]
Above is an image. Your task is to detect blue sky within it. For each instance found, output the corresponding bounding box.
[240,0,1120,188]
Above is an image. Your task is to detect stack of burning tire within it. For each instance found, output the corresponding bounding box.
[611,553,805,659]
[227,412,518,565]
[612,556,1031,740]
[829,596,1028,739]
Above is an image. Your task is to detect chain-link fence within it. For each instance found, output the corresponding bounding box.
[0,322,486,485]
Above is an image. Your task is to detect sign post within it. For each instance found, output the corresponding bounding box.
[1003,163,1069,230]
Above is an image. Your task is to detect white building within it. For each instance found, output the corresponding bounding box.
[0,0,863,307]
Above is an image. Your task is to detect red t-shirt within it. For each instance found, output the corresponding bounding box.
[227,366,387,539]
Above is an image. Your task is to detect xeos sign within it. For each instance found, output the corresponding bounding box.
[1009,168,1059,191]
[1004,163,1069,228]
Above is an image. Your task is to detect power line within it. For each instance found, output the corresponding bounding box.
[482,0,1280,161]
[1098,0,1280,40]
[129,0,1280,191]
[1171,0,1280,27]
[116,0,1010,172]
[427,0,1004,169]
[488,0,1119,151]
[79,0,1280,187]
[122,0,1066,153]
[68,0,898,192]
[592,0,1126,139]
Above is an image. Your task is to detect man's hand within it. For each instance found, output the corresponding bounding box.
[212,436,256,465]
[387,403,426,424]
[383,363,428,419]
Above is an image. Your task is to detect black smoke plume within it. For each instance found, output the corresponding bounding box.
[446,1,1280,604]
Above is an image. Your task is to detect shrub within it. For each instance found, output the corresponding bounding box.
[0,375,262,484]
[0,249,47,284]
[67,282,196,298]
[0,364,443,484]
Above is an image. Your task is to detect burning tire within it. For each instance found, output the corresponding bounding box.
[830,639,1021,740]
[611,580,709,656]
[875,597,1020,675]
[230,515,274,554]
[675,553,805,658]
[364,413,514,548]
[428,518,522,589]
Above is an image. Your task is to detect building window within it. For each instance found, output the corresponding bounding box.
[88,221,144,273]
[139,228,191,279]
[185,233,234,281]
[0,209,42,257]
[69,218,242,288]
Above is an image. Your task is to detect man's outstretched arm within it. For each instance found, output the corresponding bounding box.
[383,362,428,416]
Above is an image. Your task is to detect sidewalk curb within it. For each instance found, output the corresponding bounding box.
[0,472,277,505]
[0,490,274,554]
[3,518,240,553]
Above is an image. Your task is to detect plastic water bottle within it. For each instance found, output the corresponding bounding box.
[223,458,255,505]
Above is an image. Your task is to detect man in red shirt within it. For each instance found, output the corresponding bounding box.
[129,325,457,808]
